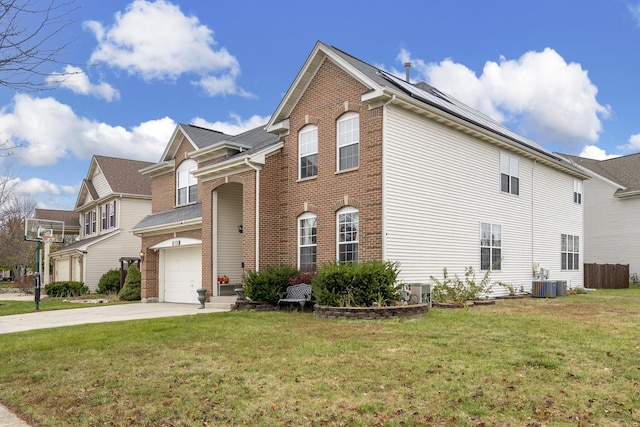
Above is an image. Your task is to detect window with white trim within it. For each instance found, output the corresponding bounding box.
[177,159,197,205]
[298,213,317,271]
[299,125,318,179]
[500,153,519,195]
[480,223,501,270]
[109,200,116,228]
[337,207,359,263]
[84,212,90,236]
[561,234,579,270]
[337,112,359,171]
[101,200,116,230]
[573,180,582,204]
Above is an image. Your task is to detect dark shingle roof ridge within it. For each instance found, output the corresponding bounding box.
[93,156,154,196]
[179,123,234,149]
[558,152,640,190]
[180,123,231,136]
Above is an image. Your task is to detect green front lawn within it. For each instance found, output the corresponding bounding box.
[0,298,90,315]
[1,288,639,426]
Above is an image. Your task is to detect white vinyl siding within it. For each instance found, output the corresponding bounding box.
[92,169,111,198]
[382,104,583,295]
[582,176,640,275]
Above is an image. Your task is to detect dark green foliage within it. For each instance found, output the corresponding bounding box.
[118,265,141,301]
[313,261,401,307]
[45,281,89,297]
[242,265,300,302]
[431,266,493,304]
[97,269,121,295]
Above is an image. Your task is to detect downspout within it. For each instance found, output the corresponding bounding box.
[244,158,261,271]
[380,94,396,261]
[531,160,536,276]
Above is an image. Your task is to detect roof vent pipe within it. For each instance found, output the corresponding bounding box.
[404,62,411,82]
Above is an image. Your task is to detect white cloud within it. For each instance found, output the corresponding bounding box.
[85,0,251,97]
[0,93,175,166]
[578,145,619,160]
[13,177,79,196]
[399,48,611,150]
[617,133,640,152]
[191,113,270,135]
[46,65,120,101]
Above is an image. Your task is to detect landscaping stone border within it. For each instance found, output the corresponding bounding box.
[234,300,278,311]
[313,303,429,320]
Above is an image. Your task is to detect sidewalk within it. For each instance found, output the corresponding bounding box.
[0,297,234,425]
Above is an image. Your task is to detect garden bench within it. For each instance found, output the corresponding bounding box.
[277,283,313,310]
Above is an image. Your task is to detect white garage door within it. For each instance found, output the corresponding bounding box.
[162,245,202,303]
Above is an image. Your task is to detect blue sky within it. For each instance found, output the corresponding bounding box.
[2,0,640,210]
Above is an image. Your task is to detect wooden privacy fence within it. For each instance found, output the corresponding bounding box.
[584,263,629,289]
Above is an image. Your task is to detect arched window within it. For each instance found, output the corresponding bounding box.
[337,112,359,171]
[298,212,317,271]
[337,206,358,263]
[176,159,197,205]
[299,125,318,179]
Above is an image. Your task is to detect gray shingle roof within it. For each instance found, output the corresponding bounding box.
[93,155,154,196]
[180,124,231,149]
[132,203,202,231]
[34,209,79,229]
[560,152,640,195]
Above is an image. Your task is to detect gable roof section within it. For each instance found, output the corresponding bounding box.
[132,203,202,235]
[50,229,120,256]
[267,41,587,179]
[191,125,281,181]
[559,152,640,198]
[75,155,154,209]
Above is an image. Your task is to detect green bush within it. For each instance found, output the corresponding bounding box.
[45,281,89,297]
[242,265,299,302]
[97,269,121,295]
[313,261,401,307]
[118,265,141,301]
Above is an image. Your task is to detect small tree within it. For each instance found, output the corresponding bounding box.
[118,264,141,301]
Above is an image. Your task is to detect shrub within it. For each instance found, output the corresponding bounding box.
[97,269,121,295]
[313,261,401,307]
[431,266,493,305]
[242,265,299,302]
[118,265,141,301]
[45,281,89,297]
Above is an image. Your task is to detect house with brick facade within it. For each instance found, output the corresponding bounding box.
[49,155,153,291]
[557,152,640,278]
[135,41,588,304]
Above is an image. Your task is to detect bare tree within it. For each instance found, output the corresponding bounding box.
[0,193,38,278]
[0,0,77,92]
[0,162,17,209]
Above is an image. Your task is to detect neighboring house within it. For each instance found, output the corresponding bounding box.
[34,208,81,245]
[557,153,640,277]
[136,41,588,303]
[50,155,153,291]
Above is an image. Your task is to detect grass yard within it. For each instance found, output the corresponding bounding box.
[0,298,89,315]
[1,288,639,426]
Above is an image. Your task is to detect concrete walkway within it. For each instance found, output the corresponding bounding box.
[0,295,235,426]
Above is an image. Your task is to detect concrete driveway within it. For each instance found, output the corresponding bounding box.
[0,296,234,335]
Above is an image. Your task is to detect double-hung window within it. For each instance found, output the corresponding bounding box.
[573,180,582,204]
[177,160,197,205]
[89,209,96,234]
[101,205,108,230]
[84,212,91,236]
[109,200,116,227]
[480,223,501,270]
[337,112,359,171]
[337,207,359,264]
[561,234,580,270]
[299,125,318,179]
[500,153,519,195]
[298,213,317,271]
[101,200,116,230]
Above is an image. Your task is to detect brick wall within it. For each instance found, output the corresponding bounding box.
[260,57,384,269]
